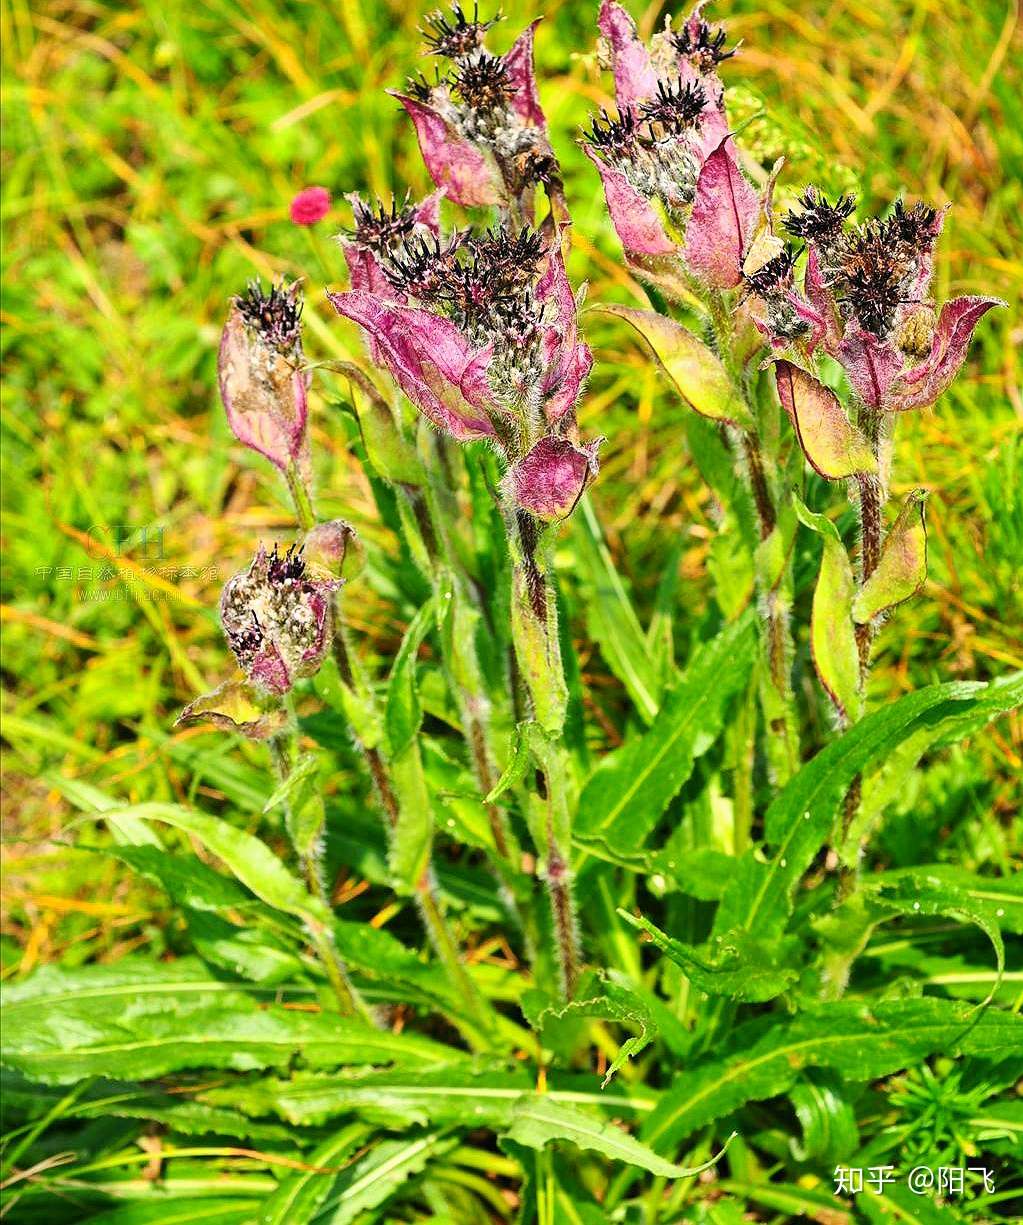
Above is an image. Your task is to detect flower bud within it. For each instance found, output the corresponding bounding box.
[220,543,338,695]
[302,519,365,582]
[219,282,309,474]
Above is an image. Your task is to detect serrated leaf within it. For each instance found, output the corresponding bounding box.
[775,361,877,479]
[642,997,1023,1154]
[530,975,656,1086]
[853,489,928,623]
[1,958,458,1084]
[596,305,753,427]
[576,614,756,856]
[794,497,861,722]
[714,677,1022,941]
[505,1095,734,1179]
[620,911,798,1003]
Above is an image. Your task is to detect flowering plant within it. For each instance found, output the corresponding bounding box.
[11,4,1018,1222]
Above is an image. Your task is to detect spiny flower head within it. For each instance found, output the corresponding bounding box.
[670,18,735,72]
[348,196,422,256]
[220,543,338,695]
[783,187,857,245]
[235,280,303,354]
[639,77,707,133]
[451,52,512,115]
[422,3,498,60]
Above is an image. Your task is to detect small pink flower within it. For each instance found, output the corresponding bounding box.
[289,185,332,226]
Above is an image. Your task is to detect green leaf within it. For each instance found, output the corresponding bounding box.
[102,845,254,913]
[503,1095,734,1180]
[529,974,657,1086]
[572,497,661,723]
[642,997,1023,1153]
[484,720,537,803]
[793,497,862,722]
[259,1123,371,1225]
[595,305,753,427]
[867,869,1007,1004]
[619,910,798,1003]
[576,614,756,857]
[1,958,458,1084]
[788,1071,859,1165]
[98,801,328,923]
[874,865,1023,934]
[384,598,435,758]
[715,677,1023,940]
[83,1202,262,1225]
[774,360,876,479]
[843,671,1023,864]
[853,489,928,623]
[313,1130,458,1225]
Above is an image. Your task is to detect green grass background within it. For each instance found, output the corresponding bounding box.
[1,0,1020,967]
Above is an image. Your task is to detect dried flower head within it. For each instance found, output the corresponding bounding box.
[235,280,303,353]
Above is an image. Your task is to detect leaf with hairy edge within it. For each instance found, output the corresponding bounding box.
[98,802,327,923]
[506,1095,734,1179]
[259,1123,371,1225]
[843,672,1023,864]
[576,614,756,856]
[529,975,657,1086]
[314,1130,458,1225]
[874,865,1023,934]
[1,958,460,1084]
[175,678,287,740]
[853,490,928,623]
[84,1202,261,1225]
[573,497,661,723]
[774,360,876,479]
[201,1067,652,1128]
[793,498,861,722]
[263,751,325,858]
[714,678,1022,941]
[594,305,753,427]
[641,998,1023,1154]
[868,870,1006,1004]
[384,599,434,758]
[619,911,798,1003]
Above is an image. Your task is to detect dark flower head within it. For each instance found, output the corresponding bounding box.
[220,543,337,694]
[671,19,735,72]
[890,198,939,249]
[235,280,303,353]
[422,3,498,60]
[783,187,857,244]
[349,196,420,256]
[383,232,461,302]
[639,78,707,134]
[452,52,512,114]
[835,220,914,336]
[585,106,641,159]
[744,246,798,298]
